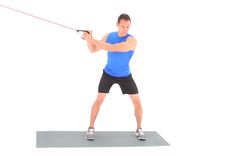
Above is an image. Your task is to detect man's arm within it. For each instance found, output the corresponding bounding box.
[92,37,137,52]
[85,33,108,53]
[86,40,96,52]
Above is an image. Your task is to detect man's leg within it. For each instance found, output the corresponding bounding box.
[129,94,143,129]
[89,93,107,128]
[129,94,147,140]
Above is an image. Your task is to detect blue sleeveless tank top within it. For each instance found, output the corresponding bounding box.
[104,32,134,77]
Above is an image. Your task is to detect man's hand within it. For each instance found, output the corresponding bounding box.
[83,31,93,42]
[83,32,109,53]
[83,31,99,52]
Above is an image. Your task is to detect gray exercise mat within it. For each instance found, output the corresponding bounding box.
[36,131,169,147]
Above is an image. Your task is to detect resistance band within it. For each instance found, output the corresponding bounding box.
[0,4,90,34]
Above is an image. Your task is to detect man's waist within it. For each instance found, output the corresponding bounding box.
[104,67,130,77]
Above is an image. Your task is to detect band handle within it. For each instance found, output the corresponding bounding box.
[76,30,90,34]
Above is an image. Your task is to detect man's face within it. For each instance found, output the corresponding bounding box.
[117,19,131,37]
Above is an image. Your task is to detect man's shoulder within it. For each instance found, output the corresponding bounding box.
[127,36,137,42]
[127,33,136,40]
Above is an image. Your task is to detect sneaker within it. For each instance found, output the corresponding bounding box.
[85,128,95,140]
[135,128,147,140]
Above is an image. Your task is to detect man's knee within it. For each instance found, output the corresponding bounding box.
[95,93,106,104]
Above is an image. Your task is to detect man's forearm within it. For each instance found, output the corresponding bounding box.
[86,41,97,52]
[92,39,131,52]
[91,39,114,51]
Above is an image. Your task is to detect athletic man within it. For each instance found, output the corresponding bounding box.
[83,13,146,140]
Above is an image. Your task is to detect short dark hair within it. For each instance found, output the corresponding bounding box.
[117,13,131,24]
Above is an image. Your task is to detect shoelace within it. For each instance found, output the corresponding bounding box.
[137,129,144,136]
[87,129,95,135]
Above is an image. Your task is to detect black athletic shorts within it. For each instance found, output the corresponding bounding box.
[98,70,139,94]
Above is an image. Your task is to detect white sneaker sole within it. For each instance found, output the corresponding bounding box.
[135,132,147,141]
[84,135,95,141]
[137,136,147,140]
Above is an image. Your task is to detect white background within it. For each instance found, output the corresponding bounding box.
[0,0,236,156]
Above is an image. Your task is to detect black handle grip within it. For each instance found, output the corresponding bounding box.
[76,30,90,34]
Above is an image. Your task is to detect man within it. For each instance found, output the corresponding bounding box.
[83,13,146,140]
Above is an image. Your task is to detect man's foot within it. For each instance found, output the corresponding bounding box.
[85,127,95,140]
[135,128,147,141]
